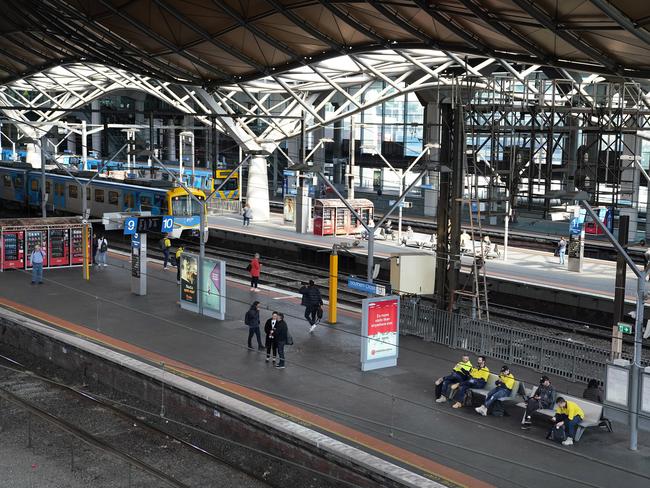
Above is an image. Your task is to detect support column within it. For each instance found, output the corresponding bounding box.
[67,129,77,154]
[91,100,101,156]
[423,101,441,217]
[565,115,579,192]
[166,119,176,161]
[246,154,270,221]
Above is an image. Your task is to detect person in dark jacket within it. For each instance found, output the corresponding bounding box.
[244,301,264,350]
[521,375,556,428]
[274,313,288,369]
[299,280,323,332]
[582,379,603,403]
[264,311,279,364]
[92,234,98,266]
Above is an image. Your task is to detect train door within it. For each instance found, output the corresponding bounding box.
[123,191,136,212]
[152,193,165,215]
[49,228,70,266]
[26,230,48,268]
[13,172,25,203]
[27,175,40,206]
[1,231,24,269]
[52,181,66,211]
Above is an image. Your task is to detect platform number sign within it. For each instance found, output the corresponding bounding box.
[161,216,174,233]
[124,217,138,235]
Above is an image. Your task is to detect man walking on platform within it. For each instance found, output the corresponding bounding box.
[244,301,264,350]
[300,280,323,333]
[161,234,172,269]
[175,245,184,284]
[30,244,46,284]
[557,236,567,265]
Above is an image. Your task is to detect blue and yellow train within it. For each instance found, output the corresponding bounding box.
[57,156,240,199]
[0,162,205,238]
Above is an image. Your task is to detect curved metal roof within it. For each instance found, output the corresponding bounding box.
[1,0,650,86]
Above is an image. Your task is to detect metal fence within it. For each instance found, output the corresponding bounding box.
[207,199,242,215]
[400,299,648,383]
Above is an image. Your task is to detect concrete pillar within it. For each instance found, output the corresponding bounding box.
[91,100,101,156]
[166,119,176,161]
[246,154,270,221]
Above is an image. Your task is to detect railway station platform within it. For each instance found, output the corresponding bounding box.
[0,253,648,488]
[206,213,642,302]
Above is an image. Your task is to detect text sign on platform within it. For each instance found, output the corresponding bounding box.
[348,277,386,296]
[361,296,400,371]
[123,216,174,235]
[124,217,137,235]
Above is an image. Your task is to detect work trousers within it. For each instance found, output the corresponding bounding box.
[247,327,263,348]
[453,378,486,401]
[435,372,466,399]
[484,386,511,408]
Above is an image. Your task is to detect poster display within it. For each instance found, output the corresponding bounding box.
[361,296,400,371]
[283,196,296,223]
[201,257,226,320]
[180,253,199,312]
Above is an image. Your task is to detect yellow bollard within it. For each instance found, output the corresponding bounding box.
[328,250,338,324]
[83,224,90,281]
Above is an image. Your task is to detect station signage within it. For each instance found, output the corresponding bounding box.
[348,277,386,296]
[124,216,174,235]
[360,296,400,371]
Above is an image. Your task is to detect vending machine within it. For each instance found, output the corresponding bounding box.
[71,228,86,265]
[49,229,70,266]
[26,230,48,268]
[1,231,25,269]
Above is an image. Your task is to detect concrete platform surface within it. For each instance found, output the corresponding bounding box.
[208,213,642,301]
[1,256,649,488]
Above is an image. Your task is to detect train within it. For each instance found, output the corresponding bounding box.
[0,162,205,238]
[55,155,240,198]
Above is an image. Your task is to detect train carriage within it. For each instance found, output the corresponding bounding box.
[0,163,205,238]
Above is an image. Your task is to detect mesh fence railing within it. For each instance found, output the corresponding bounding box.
[400,299,648,383]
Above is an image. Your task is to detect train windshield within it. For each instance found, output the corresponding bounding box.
[171,195,204,216]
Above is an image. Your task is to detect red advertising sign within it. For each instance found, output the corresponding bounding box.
[361,296,400,370]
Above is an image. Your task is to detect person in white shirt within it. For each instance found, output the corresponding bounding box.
[264,312,279,364]
[96,235,109,268]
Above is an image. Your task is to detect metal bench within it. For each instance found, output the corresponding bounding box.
[470,373,522,405]
[516,388,612,441]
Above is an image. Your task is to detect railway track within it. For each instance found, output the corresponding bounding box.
[0,355,270,488]
[107,230,376,309]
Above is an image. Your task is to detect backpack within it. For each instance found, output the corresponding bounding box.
[462,390,483,408]
[100,240,107,253]
[548,426,567,443]
[488,400,505,417]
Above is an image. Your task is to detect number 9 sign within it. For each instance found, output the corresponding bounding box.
[161,216,174,233]
[124,217,138,235]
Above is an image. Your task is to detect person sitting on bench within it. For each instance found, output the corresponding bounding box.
[521,375,556,428]
[450,355,490,409]
[475,365,515,416]
[551,397,584,446]
[434,355,472,403]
